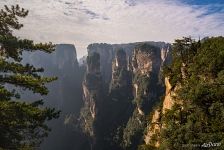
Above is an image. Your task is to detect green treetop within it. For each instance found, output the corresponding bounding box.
[0,5,60,149]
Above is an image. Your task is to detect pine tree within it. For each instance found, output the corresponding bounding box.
[0,5,60,149]
[159,37,224,150]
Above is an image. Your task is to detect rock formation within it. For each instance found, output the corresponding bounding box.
[21,44,87,150]
[122,43,166,149]
[79,52,105,150]
[80,42,172,150]
[144,77,172,147]
[87,44,114,84]
[82,52,103,120]
[110,49,131,93]
[144,77,182,148]
[105,49,134,150]
[132,43,162,114]
[87,42,171,84]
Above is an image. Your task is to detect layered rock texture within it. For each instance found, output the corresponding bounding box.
[20,41,173,150]
[80,42,171,150]
[80,49,133,150]
[144,77,182,148]
[107,49,134,149]
[144,77,173,147]
[79,52,105,149]
[82,52,103,122]
[87,42,170,84]
[110,49,132,94]
[122,43,166,149]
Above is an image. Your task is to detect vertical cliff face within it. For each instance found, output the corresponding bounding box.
[87,42,171,84]
[144,77,172,147]
[87,44,114,84]
[21,44,87,150]
[144,109,161,147]
[162,77,175,113]
[144,77,180,148]
[81,42,172,150]
[142,46,172,147]
[114,49,127,69]
[141,45,172,148]
[79,52,106,150]
[122,43,166,149]
[132,44,162,114]
[110,49,130,92]
[160,45,171,65]
[103,49,134,150]
[21,44,81,111]
[83,52,103,120]
[132,44,160,75]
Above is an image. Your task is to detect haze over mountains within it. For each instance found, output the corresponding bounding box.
[1,0,223,149]
[18,41,171,149]
[20,44,86,149]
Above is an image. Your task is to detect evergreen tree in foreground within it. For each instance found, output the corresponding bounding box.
[160,37,224,149]
[138,37,224,150]
[0,5,60,149]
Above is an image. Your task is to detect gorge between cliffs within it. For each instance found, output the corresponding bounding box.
[13,37,224,150]
[23,41,171,150]
[1,2,224,150]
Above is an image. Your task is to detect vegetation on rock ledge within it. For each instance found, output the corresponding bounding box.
[141,36,224,149]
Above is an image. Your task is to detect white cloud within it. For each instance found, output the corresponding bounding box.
[1,0,224,58]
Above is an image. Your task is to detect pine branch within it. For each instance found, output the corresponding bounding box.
[0,74,57,95]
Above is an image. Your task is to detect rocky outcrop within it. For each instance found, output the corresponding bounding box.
[22,44,81,111]
[110,49,131,91]
[133,83,138,99]
[79,52,109,150]
[144,109,160,147]
[162,77,175,113]
[87,44,114,84]
[81,52,103,134]
[144,77,181,148]
[21,44,88,150]
[82,42,172,149]
[122,43,167,149]
[132,43,162,114]
[132,44,159,75]
[87,42,171,84]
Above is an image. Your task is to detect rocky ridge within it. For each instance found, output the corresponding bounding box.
[79,42,172,150]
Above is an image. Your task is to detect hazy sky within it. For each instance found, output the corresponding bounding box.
[1,0,224,58]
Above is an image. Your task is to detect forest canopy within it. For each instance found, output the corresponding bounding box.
[140,36,224,150]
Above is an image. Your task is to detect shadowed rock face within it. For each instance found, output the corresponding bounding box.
[86,52,101,75]
[144,76,184,148]
[132,44,163,113]
[132,44,161,76]
[111,49,130,89]
[21,44,81,112]
[115,49,127,69]
[79,52,105,149]
[120,43,171,149]
[87,42,171,84]
[87,44,114,84]
[83,52,103,119]
[80,42,172,150]
[21,44,88,150]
